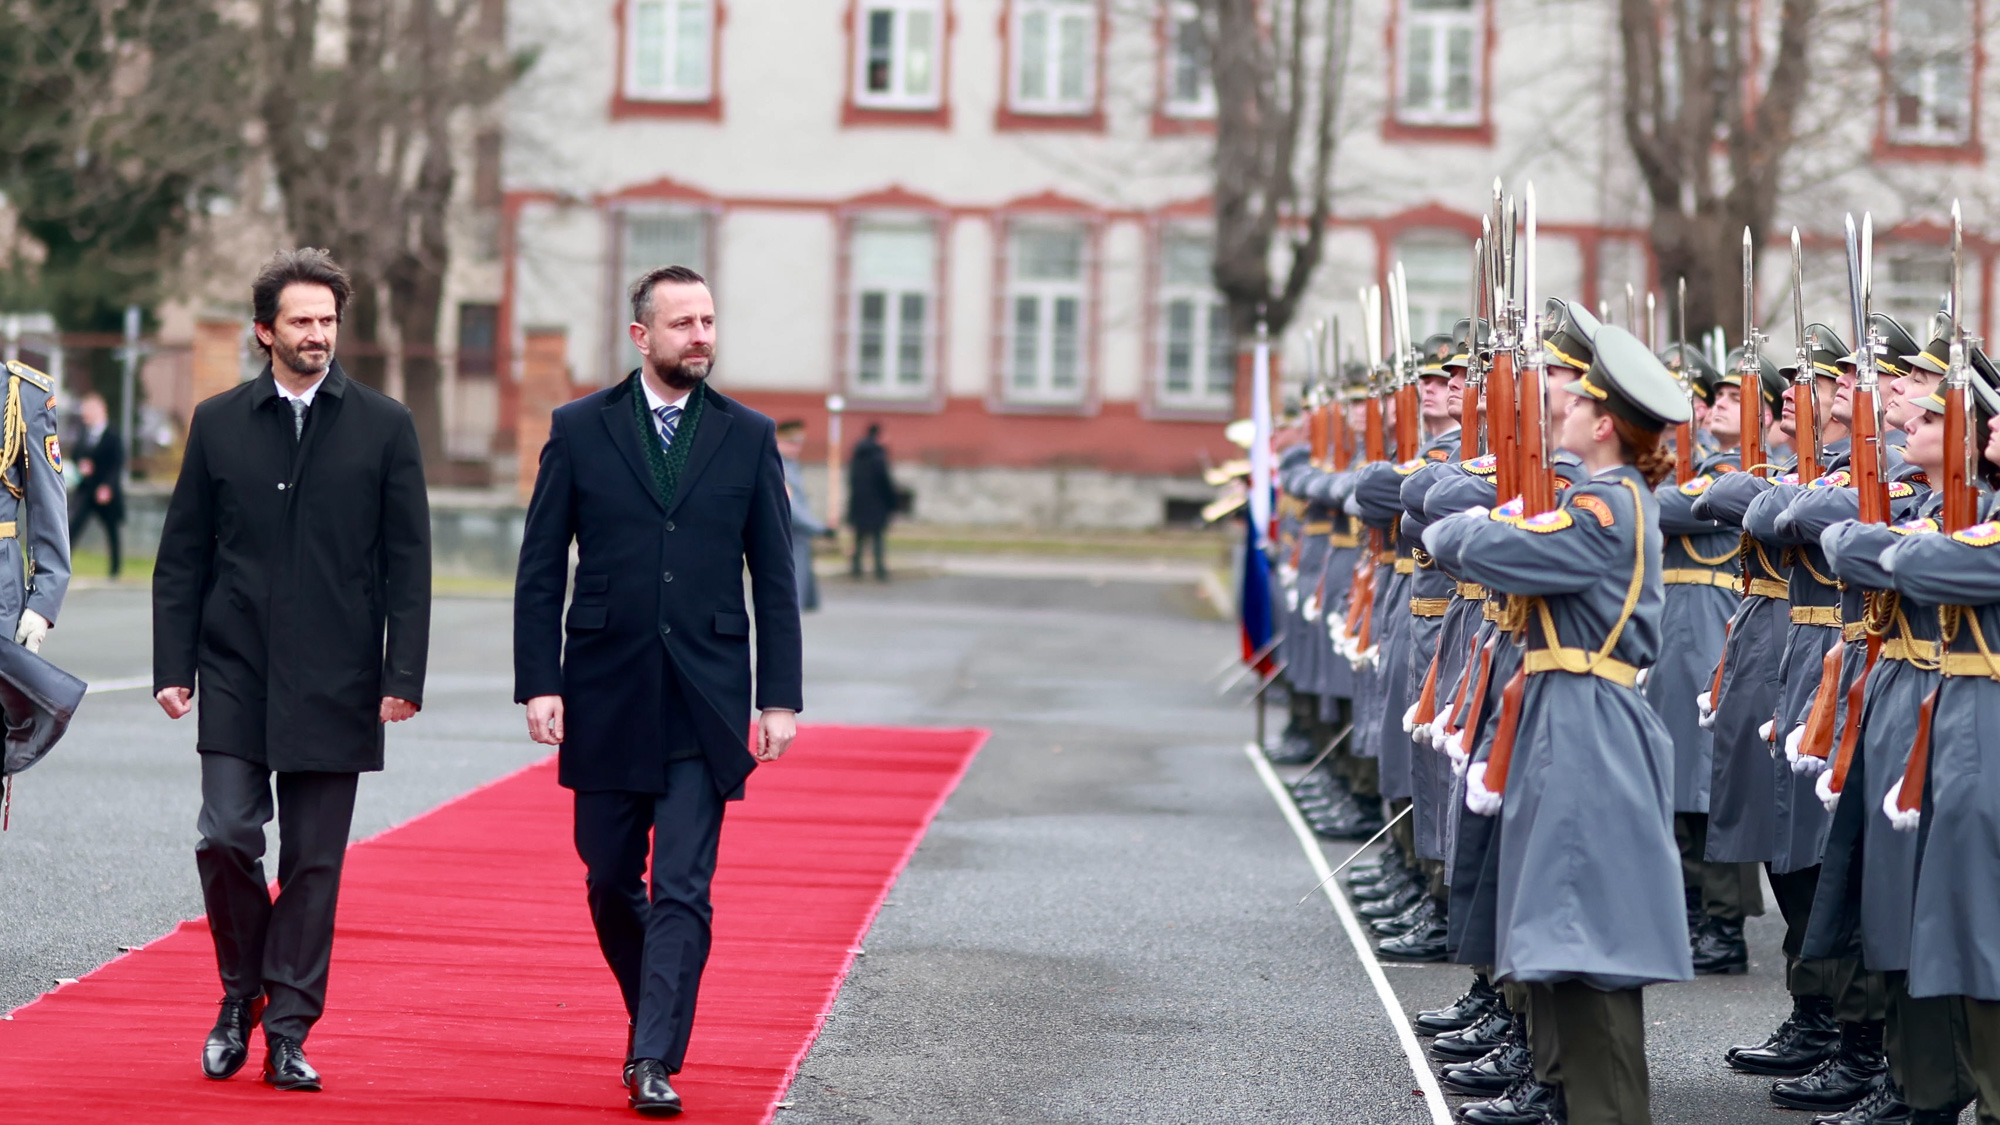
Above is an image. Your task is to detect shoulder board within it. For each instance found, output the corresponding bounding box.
[1679,474,1714,496]
[4,361,52,392]
[1570,493,1616,528]
[1516,508,1575,534]
[1888,481,1918,499]
[1950,521,2000,547]
[1459,453,1498,476]
[1809,469,1853,489]
[1891,518,1939,536]
[1394,458,1426,475]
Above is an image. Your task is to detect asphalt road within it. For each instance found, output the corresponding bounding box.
[0,572,1894,1123]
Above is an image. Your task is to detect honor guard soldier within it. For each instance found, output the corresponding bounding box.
[0,359,72,655]
[1426,324,1693,1125]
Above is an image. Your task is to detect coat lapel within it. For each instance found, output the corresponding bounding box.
[601,378,666,512]
[667,392,733,516]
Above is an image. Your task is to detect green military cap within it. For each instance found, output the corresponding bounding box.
[1840,312,1919,377]
[1566,324,1694,431]
[1541,299,1600,372]
[1443,318,1493,371]
[1717,347,1787,413]
[1339,360,1370,401]
[1418,332,1454,377]
[1904,309,1957,376]
[1659,342,1723,404]
[1913,345,2000,417]
[1778,324,1850,379]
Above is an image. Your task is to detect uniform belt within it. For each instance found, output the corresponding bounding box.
[1377,550,1396,565]
[1456,582,1487,601]
[0,521,15,539]
[1789,606,1841,626]
[1481,600,1503,622]
[1940,652,2000,680]
[1328,532,1359,548]
[1744,578,1789,600]
[1302,522,1334,534]
[1523,648,1641,687]
[1410,597,1450,617]
[1881,638,1941,664]
[1843,622,1870,643]
[1661,568,1740,591]
[1394,558,1415,575]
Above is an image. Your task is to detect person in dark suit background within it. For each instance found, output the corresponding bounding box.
[153,249,431,1092]
[513,264,802,1118]
[845,423,895,580]
[68,392,124,577]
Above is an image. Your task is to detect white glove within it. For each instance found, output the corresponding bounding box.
[1882,779,1921,833]
[1444,731,1470,777]
[1326,613,1346,644]
[1634,666,1651,690]
[1303,595,1322,623]
[1432,720,1454,753]
[1465,760,1502,816]
[1816,768,1841,813]
[1696,691,1716,730]
[1784,725,1808,770]
[1402,701,1421,735]
[1758,719,1776,744]
[15,609,49,654]
[1285,586,1301,612]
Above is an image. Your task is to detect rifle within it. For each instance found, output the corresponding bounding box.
[1847,213,1889,526]
[1343,285,1387,656]
[1465,236,1487,457]
[1518,184,1556,516]
[1391,262,1420,459]
[1306,322,1329,468]
[1741,227,1768,476]
[1674,277,1696,485]
[1943,200,1978,533]
[1487,194,1520,505]
[1327,319,1352,469]
[1792,227,1821,479]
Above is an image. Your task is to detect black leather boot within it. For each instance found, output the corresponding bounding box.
[1313,793,1385,839]
[1355,879,1425,919]
[1727,994,1839,1075]
[1267,725,1316,764]
[1431,1005,1513,1063]
[1771,1019,1888,1111]
[1351,865,1418,902]
[1457,1076,1566,1124]
[1370,894,1435,938]
[1807,1079,1913,1124]
[1691,916,1749,974]
[1441,1015,1533,1095]
[1416,973,1501,1036]
[1377,907,1448,961]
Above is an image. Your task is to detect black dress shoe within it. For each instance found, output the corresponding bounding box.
[1377,913,1449,961]
[1772,1020,1887,1111]
[1441,1024,1533,1096]
[1692,916,1749,974]
[1267,728,1316,764]
[1356,880,1425,919]
[1728,995,1839,1075]
[261,1033,322,1092]
[202,994,265,1080]
[1352,867,1419,903]
[1416,974,1501,1036]
[1809,1080,1912,1124]
[627,1059,684,1117]
[1371,895,1435,938]
[1345,854,1396,885]
[1313,796,1386,839]
[1432,1006,1513,1063]
[1457,1076,1566,1124]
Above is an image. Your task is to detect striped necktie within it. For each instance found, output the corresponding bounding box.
[654,403,682,451]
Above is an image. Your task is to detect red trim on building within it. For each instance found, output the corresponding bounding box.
[609,0,727,122]
[1872,0,1986,165]
[598,175,724,205]
[841,0,956,130]
[993,0,1108,134]
[1380,0,1497,146]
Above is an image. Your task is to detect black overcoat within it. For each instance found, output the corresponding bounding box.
[152,363,432,772]
[845,437,895,533]
[512,375,803,797]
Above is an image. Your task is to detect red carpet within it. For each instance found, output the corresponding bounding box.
[0,724,986,1123]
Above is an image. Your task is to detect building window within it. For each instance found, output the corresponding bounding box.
[1880,249,1951,328]
[1157,231,1232,408]
[848,219,939,398]
[1394,234,1473,340]
[1396,0,1481,127]
[1011,0,1095,115]
[1004,223,1091,403]
[624,0,714,103]
[1887,0,1974,147]
[614,208,711,372]
[855,0,944,110]
[1162,1,1215,118]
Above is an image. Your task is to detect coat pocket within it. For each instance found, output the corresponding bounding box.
[575,573,609,596]
[713,611,750,637]
[567,605,608,631]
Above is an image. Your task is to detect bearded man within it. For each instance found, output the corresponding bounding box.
[513,264,803,1118]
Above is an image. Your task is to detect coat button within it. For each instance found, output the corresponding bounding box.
[664,521,676,532]
[661,624,672,636]
[276,483,286,491]
[663,571,673,583]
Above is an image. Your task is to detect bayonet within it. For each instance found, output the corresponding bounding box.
[1792,227,1820,477]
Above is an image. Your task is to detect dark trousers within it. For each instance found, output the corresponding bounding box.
[1767,862,1851,999]
[1961,997,2000,1125]
[69,502,120,576]
[1885,971,1978,1111]
[1674,812,1763,920]
[194,751,359,1042]
[1527,981,1652,1125]
[850,528,886,578]
[573,757,725,1073]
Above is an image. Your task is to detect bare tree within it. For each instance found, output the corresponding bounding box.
[1198,0,1354,342]
[257,0,521,470]
[1618,0,1818,335]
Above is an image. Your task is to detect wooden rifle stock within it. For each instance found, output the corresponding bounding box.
[1364,394,1386,463]
[1308,405,1328,467]
[1851,384,1888,525]
[1395,380,1420,461]
[1944,382,1976,532]
[1519,362,1556,514]
[1795,381,1821,479]
[1743,373,1766,476]
[1330,400,1352,469]
[1489,348,1517,503]
[1675,420,1696,485]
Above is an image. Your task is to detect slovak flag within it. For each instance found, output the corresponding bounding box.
[1241,325,1275,668]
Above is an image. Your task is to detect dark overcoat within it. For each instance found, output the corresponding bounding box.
[846,436,896,533]
[513,375,803,798]
[152,363,431,772]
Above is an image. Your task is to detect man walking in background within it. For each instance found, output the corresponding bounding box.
[514,264,802,1118]
[846,422,895,581]
[776,419,828,611]
[153,248,431,1093]
[68,392,124,578]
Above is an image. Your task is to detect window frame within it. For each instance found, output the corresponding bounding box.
[1875,0,1985,162]
[612,0,724,121]
[839,212,948,406]
[1153,0,1217,135]
[993,214,1100,412]
[844,0,952,126]
[1382,0,1494,145]
[604,201,719,383]
[997,0,1106,131]
[1147,223,1235,418]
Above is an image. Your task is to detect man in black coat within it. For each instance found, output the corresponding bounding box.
[153,249,431,1092]
[68,392,124,577]
[845,423,895,580]
[514,264,802,1118]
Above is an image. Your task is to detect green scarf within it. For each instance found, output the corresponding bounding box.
[632,374,706,508]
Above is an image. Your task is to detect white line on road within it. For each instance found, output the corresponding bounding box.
[84,675,152,695]
[1244,743,1452,1125]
